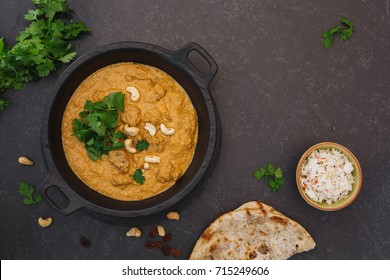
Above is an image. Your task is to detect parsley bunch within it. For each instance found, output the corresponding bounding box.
[0,0,88,110]
[72,92,127,161]
[322,18,354,48]
[253,164,285,192]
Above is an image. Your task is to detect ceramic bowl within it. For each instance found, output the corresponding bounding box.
[296,142,362,211]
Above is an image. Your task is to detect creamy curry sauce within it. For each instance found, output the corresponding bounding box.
[62,62,198,201]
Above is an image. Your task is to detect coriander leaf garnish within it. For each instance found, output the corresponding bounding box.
[0,0,88,111]
[132,168,145,185]
[253,164,285,192]
[136,140,150,151]
[322,18,354,48]
[72,92,126,161]
[19,180,42,205]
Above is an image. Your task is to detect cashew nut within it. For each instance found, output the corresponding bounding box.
[167,211,180,221]
[38,217,53,228]
[126,227,142,237]
[157,225,166,237]
[144,155,161,164]
[124,139,137,154]
[143,162,150,170]
[144,122,156,136]
[18,156,33,166]
[126,86,140,102]
[160,124,175,136]
[124,124,139,136]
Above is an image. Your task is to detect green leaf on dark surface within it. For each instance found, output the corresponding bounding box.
[58,51,76,63]
[18,180,42,205]
[253,164,285,193]
[340,18,353,28]
[322,18,354,48]
[340,29,353,41]
[274,168,283,179]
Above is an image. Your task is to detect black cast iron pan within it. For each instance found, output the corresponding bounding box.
[39,42,218,220]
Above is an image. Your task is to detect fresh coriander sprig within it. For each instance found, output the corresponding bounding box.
[132,168,145,185]
[322,18,354,48]
[19,180,42,205]
[135,140,150,151]
[0,0,88,110]
[253,164,285,192]
[72,92,126,161]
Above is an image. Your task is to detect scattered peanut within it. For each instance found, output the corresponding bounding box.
[160,124,175,136]
[18,156,33,166]
[38,217,53,228]
[124,139,137,154]
[126,86,140,102]
[157,225,166,237]
[144,155,161,164]
[126,227,142,237]
[144,122,156,136]
[124,124,139,136]
[167,211,180,221]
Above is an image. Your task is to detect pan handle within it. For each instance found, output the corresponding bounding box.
[173,42,218,86]
[39,169,84,216]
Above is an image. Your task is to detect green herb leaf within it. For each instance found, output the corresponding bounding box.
[72,92,126,161]
[274,167,283,179]
[253,170,264,180]
[267,163,276,174]
[340,29,353,41]
[24,9,44,21]
[135,140,150,151]
[322,18,354,48]
[253,164,285,193]
[0,0,88,111]
[18,180,42,205]
[132,168,145,185]
[58,51,76,63]
[340,18,353,28]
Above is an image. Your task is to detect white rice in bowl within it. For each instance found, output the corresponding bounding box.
[300,148,354,205]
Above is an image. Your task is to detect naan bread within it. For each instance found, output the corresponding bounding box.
[235,200,283,216]
[190,205,315,260]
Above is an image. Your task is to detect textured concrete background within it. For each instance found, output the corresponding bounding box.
[1,0,389,259]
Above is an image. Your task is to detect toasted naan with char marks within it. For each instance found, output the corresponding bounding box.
[235,200,283,216]
[190,208,315,260]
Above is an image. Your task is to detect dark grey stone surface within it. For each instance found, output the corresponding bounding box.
[1,0,389,260]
